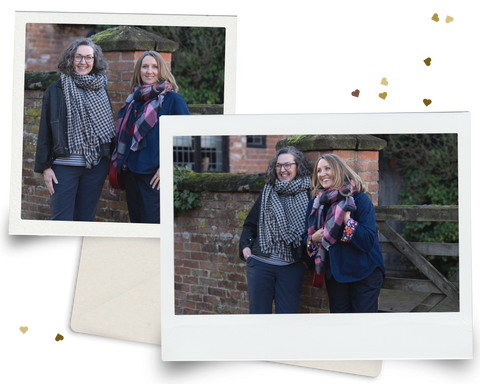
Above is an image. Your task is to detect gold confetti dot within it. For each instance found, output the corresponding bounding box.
[348,87,363,100]
[377,89,390,103]
[421,55,433,69]
[420,96,435,109]
[17,323,32,337]
[52,331,67,344]
[428,10,442,25]
[377,75,392,88]
[442,12,457,27]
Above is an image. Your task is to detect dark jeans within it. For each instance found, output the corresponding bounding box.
[246,257,306,314]
[325,267,384,313]
[49,157,109,221]
[123,170,160,224]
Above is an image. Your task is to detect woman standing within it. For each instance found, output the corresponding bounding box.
[305,154,386,313]
[35,38,115,221]
[239,146,313,314]
[110,51,189,223]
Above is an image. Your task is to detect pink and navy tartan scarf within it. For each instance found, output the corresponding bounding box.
[112,81,173,170]
[307,182,357,274]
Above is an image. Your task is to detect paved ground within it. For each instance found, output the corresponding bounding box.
[379,289,458,312]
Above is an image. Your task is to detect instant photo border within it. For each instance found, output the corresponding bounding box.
[9,11,237,237]
[160,112,472,361]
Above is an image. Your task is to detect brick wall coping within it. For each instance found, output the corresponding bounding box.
[277,134,387,152]
[177,173,265,193]
[89,26,179,53]
[25,72,60,90]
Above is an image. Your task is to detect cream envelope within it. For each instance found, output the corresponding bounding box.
[71,237,161,344]
[71,236,382,377]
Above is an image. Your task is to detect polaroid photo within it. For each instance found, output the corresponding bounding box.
[160,112,472,361]
[9,11,236,237]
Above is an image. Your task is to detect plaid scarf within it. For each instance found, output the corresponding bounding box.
[112,81,173,171]
[258,177,311,262]
[61,73,115,168]
[307,182,357,274]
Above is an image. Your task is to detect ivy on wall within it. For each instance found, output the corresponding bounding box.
[174,166,202,215]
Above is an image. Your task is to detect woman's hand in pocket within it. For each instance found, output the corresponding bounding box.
[243,247,252,259]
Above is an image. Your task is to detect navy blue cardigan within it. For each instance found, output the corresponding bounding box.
[303,192,386,283]
[123,92,189,174]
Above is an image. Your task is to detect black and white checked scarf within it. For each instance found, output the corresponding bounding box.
[258,177,311,262]
[61,72,115,168]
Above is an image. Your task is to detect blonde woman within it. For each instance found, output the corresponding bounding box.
[110,51,189,223]
[304,154,385,313]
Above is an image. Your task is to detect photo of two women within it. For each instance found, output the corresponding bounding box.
[23,24,225,224]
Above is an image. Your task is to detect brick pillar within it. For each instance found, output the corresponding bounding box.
[277,135,387,205]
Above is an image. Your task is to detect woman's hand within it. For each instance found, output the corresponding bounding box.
[150,168,160,190]
[43,168,58,195]
[109,185,118,197]
[312,228,324,244]
[343,211,351,225]
[243,247,252,259]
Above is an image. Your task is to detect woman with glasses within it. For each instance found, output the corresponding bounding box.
[35,38,115,221]
[239,146,313,314]
[109,51,189,223]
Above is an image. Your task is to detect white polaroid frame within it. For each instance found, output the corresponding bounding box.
[160,112,472,361]
[9,11,236,237]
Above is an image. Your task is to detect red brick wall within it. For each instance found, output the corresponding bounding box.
[25,24,95,72]
[229,135,291,174]
[174,191,329,315]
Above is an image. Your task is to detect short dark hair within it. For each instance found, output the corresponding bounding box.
[264,145,313,185]
[57,38,107,76]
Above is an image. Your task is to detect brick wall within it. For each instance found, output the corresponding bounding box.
[174,190,329,314]
[25,23,95,72]
[229,135,290,174]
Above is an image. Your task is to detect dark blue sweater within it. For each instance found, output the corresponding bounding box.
[303,192,386,283]
[125,92,189,174]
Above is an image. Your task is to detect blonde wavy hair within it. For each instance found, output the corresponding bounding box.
[311,154,366,197]
[130,50,179,93]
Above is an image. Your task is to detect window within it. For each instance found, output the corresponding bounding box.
[173,136,229,172]
[246,135,267,148]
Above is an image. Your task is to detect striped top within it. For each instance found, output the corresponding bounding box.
[250,194,299,267]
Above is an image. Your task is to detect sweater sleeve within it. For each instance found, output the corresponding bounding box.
[34,86,54,172]
[238,193,262,261]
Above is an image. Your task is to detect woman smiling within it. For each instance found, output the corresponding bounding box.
[35,38,115,221]
[110,51,189,223]
[304,154,386,313]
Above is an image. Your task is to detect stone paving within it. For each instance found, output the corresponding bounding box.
[379,289,458,313]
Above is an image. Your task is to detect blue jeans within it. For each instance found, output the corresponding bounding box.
[246,257,306,314]
[123,170,160,224]
[325,267,384,313]
[49,157,109,221]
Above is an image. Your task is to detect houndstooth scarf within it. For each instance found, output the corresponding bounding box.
[258,177,311,262]
[61,72,115,168]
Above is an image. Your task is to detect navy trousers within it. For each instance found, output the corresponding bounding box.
[49,157,109,221]
[325,267,384,313]
[123,170,160,224]
[246,257,306,314]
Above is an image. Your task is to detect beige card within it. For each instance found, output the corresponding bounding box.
[71,236,382,377]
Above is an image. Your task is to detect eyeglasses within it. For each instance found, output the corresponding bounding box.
[74,55,94,63]
[275,162,297,171]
